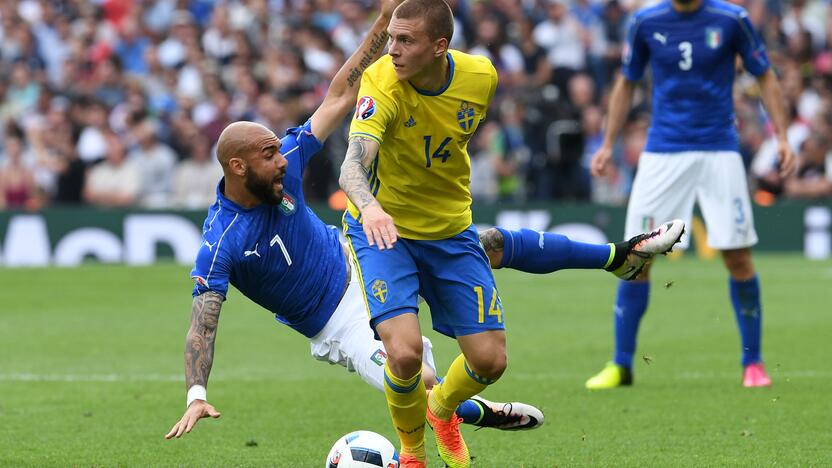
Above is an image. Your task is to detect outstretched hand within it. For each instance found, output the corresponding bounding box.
[165,400,221,439]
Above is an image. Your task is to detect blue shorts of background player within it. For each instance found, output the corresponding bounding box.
[344,212,504,339]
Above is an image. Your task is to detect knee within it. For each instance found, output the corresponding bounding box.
[722,249,754,280]
[385,341,423,377]
[467,349,508,382]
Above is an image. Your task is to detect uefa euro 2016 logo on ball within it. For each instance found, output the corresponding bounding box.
[326,430,399,467]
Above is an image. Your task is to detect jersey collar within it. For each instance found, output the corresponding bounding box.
[409,52,455,96]
[669,0,706,17]
[215,177,269,213]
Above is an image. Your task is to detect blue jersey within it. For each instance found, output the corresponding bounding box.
[622,0,769,153]
[190,121,347,338]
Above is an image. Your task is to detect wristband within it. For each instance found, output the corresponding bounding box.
[187,385,207,407]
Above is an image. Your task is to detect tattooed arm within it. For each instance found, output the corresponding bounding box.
[309,1,402,141]
[165,292,224,439]
[339,135,398,250]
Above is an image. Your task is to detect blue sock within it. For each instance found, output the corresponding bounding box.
[729,275,762,367]
[496,228,613,272]
[613,280,650,369]
[454,399,485,424]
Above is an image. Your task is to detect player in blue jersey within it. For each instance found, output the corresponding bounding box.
[588,0,796,389]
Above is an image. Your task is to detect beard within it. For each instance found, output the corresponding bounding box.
[675,0,697,4]
[244,169,282,205]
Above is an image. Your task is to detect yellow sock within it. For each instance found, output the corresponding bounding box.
[428,354,493,421]
[383,364,426,459]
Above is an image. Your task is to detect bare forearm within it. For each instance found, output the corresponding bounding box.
[602,75,636,148]
[339,137,380,211]
[758,70,789,141]
[310,16,392,141]
[328,19,390,103]
[184,292,223,389]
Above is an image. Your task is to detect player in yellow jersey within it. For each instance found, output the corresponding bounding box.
[338,1,502,466]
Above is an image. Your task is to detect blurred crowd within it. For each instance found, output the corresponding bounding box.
[0,0,830,212]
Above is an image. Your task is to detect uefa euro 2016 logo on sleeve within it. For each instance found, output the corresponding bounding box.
[355,96,376,121]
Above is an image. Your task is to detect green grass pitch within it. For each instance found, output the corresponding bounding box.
[1,254,829,466]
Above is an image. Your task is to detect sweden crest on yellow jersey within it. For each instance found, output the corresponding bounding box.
[457,101,476,131]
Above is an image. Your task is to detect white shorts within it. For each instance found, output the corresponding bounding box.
[625,151,758,250]
[308,261,436,393]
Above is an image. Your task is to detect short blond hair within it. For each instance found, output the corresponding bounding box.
[394,0,454,42]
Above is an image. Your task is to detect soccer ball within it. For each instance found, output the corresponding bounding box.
[325,430,399,468]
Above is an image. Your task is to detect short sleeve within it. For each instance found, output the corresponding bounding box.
[348,74,398,145]
[481,61,499,122]
[190,241,232,298]
[621,15,649,81]
[734,10,769,76]
[283,119,324,171]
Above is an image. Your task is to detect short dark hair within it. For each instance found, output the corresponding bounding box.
[393,0,454,42]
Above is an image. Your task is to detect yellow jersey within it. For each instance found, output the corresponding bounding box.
[348,49,498,240]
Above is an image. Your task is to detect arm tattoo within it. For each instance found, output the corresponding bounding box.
[184,291,223,389]
[339,136,378,210]
[346,31,389,89]
[479,228,505,256]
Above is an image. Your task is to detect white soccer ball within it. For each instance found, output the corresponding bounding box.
[325,430,399,468]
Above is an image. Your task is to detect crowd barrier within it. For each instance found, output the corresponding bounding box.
[0,201,829,266]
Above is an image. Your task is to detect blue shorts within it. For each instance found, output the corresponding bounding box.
[344,213,505,338]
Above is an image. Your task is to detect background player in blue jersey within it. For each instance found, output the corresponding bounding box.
[588,0,796,390]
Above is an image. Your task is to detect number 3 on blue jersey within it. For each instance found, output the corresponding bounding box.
[678,41,693,71]
[423,135,452,168]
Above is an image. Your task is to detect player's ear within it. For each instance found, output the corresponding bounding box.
[228,157,247,177]
[434,37,449,58]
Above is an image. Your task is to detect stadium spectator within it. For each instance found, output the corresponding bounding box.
[129,119,177,208]
[75,100,111,164]
[171,135,223,209]
[83,131,140,208]
[114,17,150,75]
[783,133,832,199]
[533,0,586,92]
[468,14,524,90]
[0,134,37,210]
